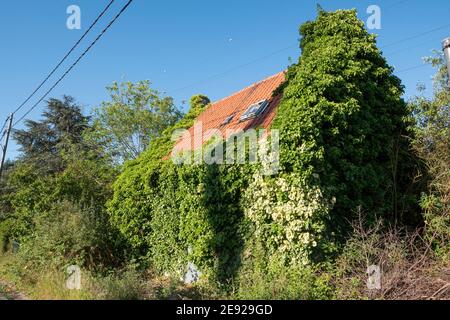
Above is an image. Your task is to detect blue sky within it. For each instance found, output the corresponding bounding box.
[1,0,449,158]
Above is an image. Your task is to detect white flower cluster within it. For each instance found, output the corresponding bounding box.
[243,172,331,265]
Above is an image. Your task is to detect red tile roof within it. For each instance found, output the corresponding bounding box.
[174,71,286,152]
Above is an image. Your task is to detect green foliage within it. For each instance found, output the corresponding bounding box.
[0,219,14,253]
[94,266,145,300]
[1,201,128,300]
[2,163,52,238]
[13,96,89,174]
[11,201,118,271]
[1,143,117,241]
[242,172,333,266]
[1,10,446,300]
[110,94,261,281]
[108,94,211,255]
[410,53,450,259]
[272,9,418,239]
[235,241,334,300]
[87,81,183,162]
[0,96,127,274]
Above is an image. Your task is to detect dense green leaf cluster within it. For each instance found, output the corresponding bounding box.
[108,95,211,255]
[273,9,418,235]
[410,54,450,259]
[109,93,261,280]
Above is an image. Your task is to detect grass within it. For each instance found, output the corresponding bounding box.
[1,216,448,300]
[0,253,214,300]
[0,283,12,300]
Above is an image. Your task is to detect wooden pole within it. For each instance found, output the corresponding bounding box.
[0,114,13,180]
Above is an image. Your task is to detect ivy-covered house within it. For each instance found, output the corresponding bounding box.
[109,9,417,284]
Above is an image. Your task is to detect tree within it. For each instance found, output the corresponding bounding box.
[409,53,450,257]
[3,96,115,238]
[0,160,15,219]
[13,96,89,174]
[88,81,183,163]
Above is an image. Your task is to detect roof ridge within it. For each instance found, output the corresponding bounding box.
[211,71,286,106]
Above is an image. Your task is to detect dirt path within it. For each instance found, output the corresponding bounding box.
[0,280,28,300]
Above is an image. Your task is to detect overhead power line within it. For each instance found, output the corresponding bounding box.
[396,63,429,74]
[168,0,414,94]
[386,38,441,57]
[13,0,134,127]
[0,116,9,136]
[0,130,6,144]
[381,23,450,49]
[171,21,450,95]
[170,44,297,94]
[12,0,116,116]
[10,1,446,126]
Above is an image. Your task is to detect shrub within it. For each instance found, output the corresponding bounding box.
[235,241,334,300]
[333,214,449,300]
[9,201,123,276]
[94,267,145,300]
[410,54,450,259]
[242,172,333,266]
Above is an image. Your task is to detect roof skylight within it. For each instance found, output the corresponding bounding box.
[221,114,235,126]
[239,100,269,121]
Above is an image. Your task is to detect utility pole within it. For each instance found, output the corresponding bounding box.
[0,113,13,180]
[443,38,450,85]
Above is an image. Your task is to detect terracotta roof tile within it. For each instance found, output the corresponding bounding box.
[174,71,285,152]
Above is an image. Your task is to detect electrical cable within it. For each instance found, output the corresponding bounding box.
[0,116,9,136]
[171,21,450,94]
[13,0,134,127]
[396,63,429,74]
[12,0,116,115]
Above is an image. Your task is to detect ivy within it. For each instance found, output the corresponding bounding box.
[108,95,212,259]
[272,9,417,239]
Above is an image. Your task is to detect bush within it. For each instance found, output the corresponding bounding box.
[9,201,123,276]
[333,214,449,300]
[0,219,14,253]
[410,54,450,260]
[242,172,333,266]
[235,241,333,300]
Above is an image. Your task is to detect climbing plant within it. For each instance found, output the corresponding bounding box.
[272,9,418,242]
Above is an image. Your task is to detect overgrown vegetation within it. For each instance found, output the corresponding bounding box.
[409,54,450,260]
[0,9,448,300]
